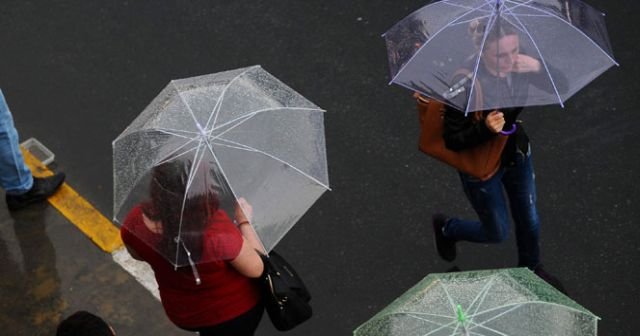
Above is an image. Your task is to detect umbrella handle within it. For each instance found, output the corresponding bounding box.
[499,123,517,135]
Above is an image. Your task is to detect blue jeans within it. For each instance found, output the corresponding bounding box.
[0,89,33,194]
[443,148,540,269]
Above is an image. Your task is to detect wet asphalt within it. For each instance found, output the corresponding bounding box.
[1,0,639,335]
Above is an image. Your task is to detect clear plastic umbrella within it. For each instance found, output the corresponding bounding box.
[113,65,329,268]
[354,268,599,336]
[383,0,617,114]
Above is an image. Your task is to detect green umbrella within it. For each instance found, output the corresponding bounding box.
[354,268,599,336]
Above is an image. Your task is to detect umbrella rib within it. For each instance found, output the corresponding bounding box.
[503,0,563,20]
[154,143,199,168]
[467,276,497,318]
[467,301,526,319]
[174,84,205,131]
[152,136,200,166]
[213,137,330,190]
[467,300,596,319]
[383,0,486,37]
[449,323,460,336]
[420,320,458,336]
[174,138,206,266]
[206,66,258,131]
[395,311,455,319]
[210,107,325,134]
[154,127,199,139]
[391,1,494,85]
[448,14,493,27]
[503,0,535,12]
[465,7,499,114]
[438,282,459,314]
[467,320,511,336]
[115,127,196,144]
[502,0,618,65]
[200,137,269,254]
[467,304,524,335]
[469,332,486,336]
[403,314,451,328]
[113,134,198,215]
[208,141,249,152]
[502,5,565,107]
[440,0,493,13]
[185,140,208,193]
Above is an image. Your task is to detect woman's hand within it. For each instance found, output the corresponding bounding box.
[485,110,505,133]
[235,197,253,224]
[513,54,541,73]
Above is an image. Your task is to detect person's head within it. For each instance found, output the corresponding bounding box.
[386,16,429,74]
[56,311,115,336]
[142,160,220,263]
[469,19,520,77]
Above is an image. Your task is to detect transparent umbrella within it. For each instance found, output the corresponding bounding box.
[354,268,599,336]
[383,0,617,114]
[113,65,329,268]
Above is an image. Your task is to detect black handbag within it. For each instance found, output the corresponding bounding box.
[259,251,312,331]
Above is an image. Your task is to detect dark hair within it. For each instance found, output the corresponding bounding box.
[141,160,219,264]
[469,18,519,49]
[56,311,114,336]
[386,16,430,74]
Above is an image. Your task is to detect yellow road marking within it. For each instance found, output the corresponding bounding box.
[21,148,123,253]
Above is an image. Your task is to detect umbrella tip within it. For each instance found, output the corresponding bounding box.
[456,305,466,323]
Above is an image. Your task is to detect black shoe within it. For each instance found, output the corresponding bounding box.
[6,173,65,211]
[534,265,568,295]
[432,214,457,262]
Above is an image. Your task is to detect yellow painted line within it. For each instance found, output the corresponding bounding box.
[21,147,123,253]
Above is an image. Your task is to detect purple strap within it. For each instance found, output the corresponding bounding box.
[499,123,517,135]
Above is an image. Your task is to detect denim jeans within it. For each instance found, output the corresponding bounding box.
[0,89,33,194]
[443,147,540,269]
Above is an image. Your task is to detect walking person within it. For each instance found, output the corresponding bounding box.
[0,89,65,211]
[430,19,565,290]
[120,161,265,336]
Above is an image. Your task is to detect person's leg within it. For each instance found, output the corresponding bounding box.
[443,170,511,244]
[502,150,540,269]
[190,302,264,336]
[0,89,66,211]
[0,89,33,194]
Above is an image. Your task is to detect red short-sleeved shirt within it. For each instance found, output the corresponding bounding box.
[120,205,261,328]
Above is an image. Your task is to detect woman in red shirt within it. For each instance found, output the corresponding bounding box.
[120,161,265,336]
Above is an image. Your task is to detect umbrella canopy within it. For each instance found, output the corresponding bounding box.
[113,65,329,267]
[354,268,599,336]
[383,0,617,113]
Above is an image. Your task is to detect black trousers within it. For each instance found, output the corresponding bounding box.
[182,302,265,336]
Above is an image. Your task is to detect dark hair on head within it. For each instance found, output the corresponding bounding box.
[386,16,430,74]
[56,311,114,336]
[469,18,518,49]
[141,160,220,264]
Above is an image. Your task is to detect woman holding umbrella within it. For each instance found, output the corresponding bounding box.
[431,18,566,290]
[120,161,265,336]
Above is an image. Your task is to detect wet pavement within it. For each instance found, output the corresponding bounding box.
[0,199,191,335]
[1,0,639,335]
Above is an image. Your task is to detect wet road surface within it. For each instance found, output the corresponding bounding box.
[1,0,639,335]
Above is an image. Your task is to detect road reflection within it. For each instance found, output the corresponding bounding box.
[0,203,65,335]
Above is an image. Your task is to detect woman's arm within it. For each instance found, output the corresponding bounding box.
[234,198,265,253]
[230,238,264,278]
[443,104,497,151]
[229,197,265,278]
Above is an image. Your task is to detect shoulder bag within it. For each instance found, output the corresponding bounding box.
[259,251,312,331]
[416,70,508,181]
